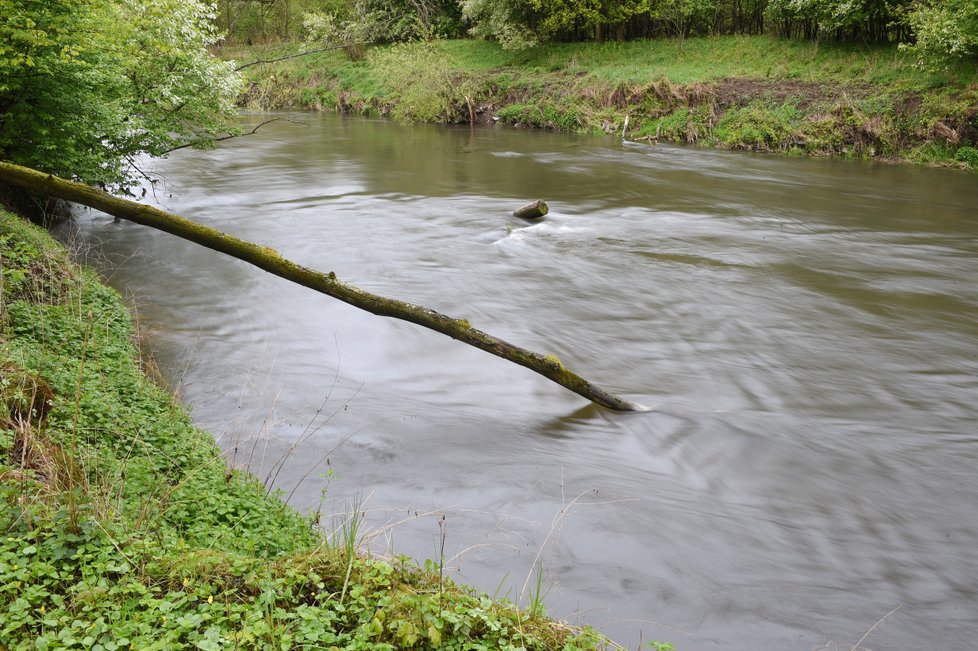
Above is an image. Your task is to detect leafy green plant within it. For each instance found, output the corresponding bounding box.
[370,41,477,122]
[903,0,978,69]
[639,107,712,143]
[497,100,585,130]
[0,0,241,187]
[954,145,978,167]
[714,102,802,150]
[645,641,676,651]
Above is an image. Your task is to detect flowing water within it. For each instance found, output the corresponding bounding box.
[63,114,978,650]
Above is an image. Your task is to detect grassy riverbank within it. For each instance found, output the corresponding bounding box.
[0,209,609,650]
[225,36,978,169]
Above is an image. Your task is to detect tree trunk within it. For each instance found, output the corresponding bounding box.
[0,162,645,412]
[513,199,548,220]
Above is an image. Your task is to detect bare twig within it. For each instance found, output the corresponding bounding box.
[158,117,307,156]
[850,605,902,651]
[233,44,363,72]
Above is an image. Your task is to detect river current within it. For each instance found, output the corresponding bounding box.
[63,114,978,650]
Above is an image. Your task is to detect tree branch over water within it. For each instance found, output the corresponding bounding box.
[0,161,646,412]
[233,44,361,71]
[158,118,307,156]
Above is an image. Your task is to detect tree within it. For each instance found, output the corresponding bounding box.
[462,0,540,49]
[528,0,602,40]
[602,0,654,41]
[652,0,722,38]
[765,0,913,40]
[0,0,241,188]
[216,0,344,43]
[904,0,978,68]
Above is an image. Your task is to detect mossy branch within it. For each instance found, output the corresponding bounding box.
[0,161,646,411]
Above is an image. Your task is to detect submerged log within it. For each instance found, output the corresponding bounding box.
[513,199,548,221]
[0,162,645,412]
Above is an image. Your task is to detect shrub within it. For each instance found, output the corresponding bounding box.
[903,0,978,69]
[954,145,978,166]
[369,42,476,122]
[715,102,802,150]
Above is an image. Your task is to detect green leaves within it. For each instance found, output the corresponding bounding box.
[462,0,540,50]
[903,0,978,69]
[0,0,241,188]
[370,41,479,122]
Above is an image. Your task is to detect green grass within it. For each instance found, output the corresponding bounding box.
[227,35,976,89]
[225,36,978,168]
[427,36,972,88]
[0,209,612,650]
[713,101,803,149]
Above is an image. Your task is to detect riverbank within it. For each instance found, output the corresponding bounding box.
[0,209,610,650]
[224,36,978,169]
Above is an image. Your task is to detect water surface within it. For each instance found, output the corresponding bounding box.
[65,114,978,650]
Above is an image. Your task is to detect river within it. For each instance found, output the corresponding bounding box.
[62,113,978,650]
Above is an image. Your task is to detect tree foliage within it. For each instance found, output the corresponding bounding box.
[903,0,978,68]
[217,0,978,72]
[462,0,539,49]
[220,0,465,43]
[463,0,978,64]
[765,0,913,40]
[303,0,464,52]
[0,0,240,188]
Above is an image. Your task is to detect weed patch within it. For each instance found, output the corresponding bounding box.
[497,101,584,130]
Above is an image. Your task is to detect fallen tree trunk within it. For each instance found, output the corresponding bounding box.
[0,161,645,412]
[513,199,548,221]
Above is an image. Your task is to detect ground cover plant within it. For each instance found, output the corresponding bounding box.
[0,208,611,650]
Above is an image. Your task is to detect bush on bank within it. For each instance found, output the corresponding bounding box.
[226,36,978,169]
[0,208,610,650]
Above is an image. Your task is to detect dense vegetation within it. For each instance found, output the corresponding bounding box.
[216,0,978,68]
[0,0,240,187]
[0,209,611,650]
[230,36,978,168]
[215,0,976,168]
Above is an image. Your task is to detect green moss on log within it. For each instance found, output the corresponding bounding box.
[0,161,645,411]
